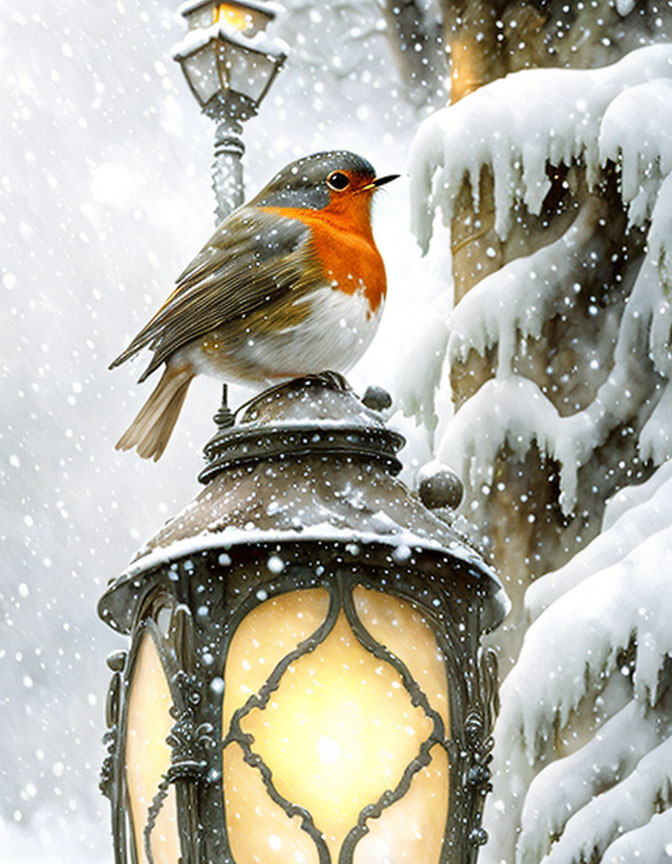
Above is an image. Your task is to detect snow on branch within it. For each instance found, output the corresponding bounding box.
[526,459,672,617]
[409,43,672,252]
[494,483,672,764]
[540,735,672,864]
[438,236,672,514]
[483,464,672,863]
[517,701,663,863]
[598,77,672,228]
[602,809,672,864]
[436,376,590,513]
[447,205,599,375]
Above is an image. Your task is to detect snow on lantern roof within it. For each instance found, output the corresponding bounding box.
[100,376,509,635]
[177,0,284,20]
[172,18,289,61]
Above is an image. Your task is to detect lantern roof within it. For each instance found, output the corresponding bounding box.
[177,0,284,20]
[171,19,288,62]
[100,376,509,634]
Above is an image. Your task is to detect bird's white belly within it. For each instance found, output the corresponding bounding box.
[186,286,382,384]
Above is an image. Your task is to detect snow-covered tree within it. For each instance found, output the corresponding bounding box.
[407,5,672,861]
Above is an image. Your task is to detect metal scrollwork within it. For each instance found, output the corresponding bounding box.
[463,647,500,850]
[99,651,126,800]
[99,727,117,800]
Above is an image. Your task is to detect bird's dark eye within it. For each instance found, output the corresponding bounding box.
[326,171,350,191]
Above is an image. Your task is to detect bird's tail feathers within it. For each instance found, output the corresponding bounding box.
[115,365,194,461]
[108,332,152,371]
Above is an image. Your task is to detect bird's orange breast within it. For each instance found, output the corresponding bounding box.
[260,199,387,315]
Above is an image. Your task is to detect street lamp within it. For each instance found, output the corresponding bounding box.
[173,0,287,220]
[99,374,509,864]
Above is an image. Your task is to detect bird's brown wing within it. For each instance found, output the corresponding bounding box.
[109,207,319,381]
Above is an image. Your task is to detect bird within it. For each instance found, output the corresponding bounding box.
[109,150,399,460]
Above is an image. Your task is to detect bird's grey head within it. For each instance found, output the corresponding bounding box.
[251,151,380,211]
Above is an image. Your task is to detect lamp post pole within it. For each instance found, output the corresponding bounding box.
[210,104,246,220]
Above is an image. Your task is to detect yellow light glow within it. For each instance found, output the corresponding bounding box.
[222,588,331,736]
[213,3,253,31]
[222,588,450,863]
[125,631,179,864]
[354,743,449,863]
[353,586,450,732]
[224,741,320,864]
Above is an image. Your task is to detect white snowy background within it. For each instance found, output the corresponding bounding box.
[0,2,440,860]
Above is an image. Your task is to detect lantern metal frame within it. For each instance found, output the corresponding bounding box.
[100,375,508,864]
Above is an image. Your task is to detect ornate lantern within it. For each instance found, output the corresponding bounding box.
[99,375,509,864]
[173,0,286,220]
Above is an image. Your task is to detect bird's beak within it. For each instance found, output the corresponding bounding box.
[360,174,401,192]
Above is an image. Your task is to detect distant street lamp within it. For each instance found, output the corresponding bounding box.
[99,375,509,864]
[173,0,287,220]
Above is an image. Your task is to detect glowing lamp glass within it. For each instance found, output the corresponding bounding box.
[218,41,280,103]
[214,2,273,34]
[181,43,221,105]
[178,38,282,109]
[222,587,450,864]
[125,631,179,864]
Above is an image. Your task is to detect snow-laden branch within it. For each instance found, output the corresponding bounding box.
[483,464,672,864]
[447,205,599,375]
[409,43,672,252]
[540,735,672,864]
[526,459,672,617]
[602,809,672,864]
[599,77,672,227]
[495,512,672,768]
[437,376,590,513]
[517,701,664,863]
[438,241,672,513]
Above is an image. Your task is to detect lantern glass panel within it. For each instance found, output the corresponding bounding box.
[221,587,449,863]
[184,3,214,29]
[223,742,321,864]
[183,43,221,106]
[222,588,330,734]
[125,630,179,864]
[353,585,450,730]
[219,41,277,103]
[354,743,450,863]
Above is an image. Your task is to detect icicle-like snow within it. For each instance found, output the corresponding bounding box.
[599,78,672,227]
[410,43,672,252]
[447,206,598,375]
[526,461,672,617]
[602,809,672,863]
[436,376,589,513]
[540,736,672,864]
[439,240,672,514]
[517,701,663,863]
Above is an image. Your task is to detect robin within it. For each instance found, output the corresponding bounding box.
[109,150,399,460]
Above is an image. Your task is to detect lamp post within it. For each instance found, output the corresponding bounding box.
[173,1,286,220]
[99,374,509,864]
